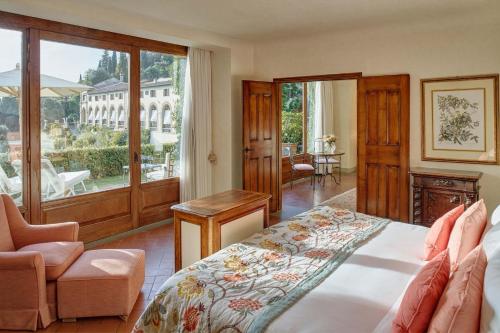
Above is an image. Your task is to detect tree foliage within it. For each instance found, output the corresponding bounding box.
[80,50,179,86]
[282,83,303,113]
[282,112,303,146]
[281,83,303,148]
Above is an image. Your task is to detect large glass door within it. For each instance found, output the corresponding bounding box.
[39,39,131,200]
[0,11,188,241]
[0,28,26,211]
[139,50,185,183]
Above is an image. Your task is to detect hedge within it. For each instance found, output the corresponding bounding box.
[45,144,156,178]
[282,112,303,146]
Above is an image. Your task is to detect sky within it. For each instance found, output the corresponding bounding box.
[0,28,113,83]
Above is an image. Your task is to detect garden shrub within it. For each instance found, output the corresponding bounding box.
[282,112,303,146]
[45,144,155,178]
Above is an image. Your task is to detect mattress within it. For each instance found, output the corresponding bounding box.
[267,221,428,333]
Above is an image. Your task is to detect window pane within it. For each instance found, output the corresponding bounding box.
[40,40,130,201]
[0,28,23,205]
[281,83,304,156]
[140,50,186,183]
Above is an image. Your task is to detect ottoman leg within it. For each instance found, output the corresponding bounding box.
[62,318,76,323]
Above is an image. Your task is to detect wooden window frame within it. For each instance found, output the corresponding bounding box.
[0,10,187,234]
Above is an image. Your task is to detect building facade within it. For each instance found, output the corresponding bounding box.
[79,77,179,134]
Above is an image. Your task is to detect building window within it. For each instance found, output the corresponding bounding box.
[149,104,158,129]
[145,90,149,96]
[150,90,156,97]
[110,94,114,100]
[82,95,86,101]
[102,94,106,100]
[163,88,170,97]
[119,93,123,99]
[162,104,172,132]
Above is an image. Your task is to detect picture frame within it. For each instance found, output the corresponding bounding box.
[421,74,499,164]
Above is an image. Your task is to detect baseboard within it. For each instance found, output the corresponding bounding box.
[341,167,357,173]
[85,218,172,249]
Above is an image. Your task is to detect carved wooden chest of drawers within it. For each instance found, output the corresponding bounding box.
[410,167,482,227]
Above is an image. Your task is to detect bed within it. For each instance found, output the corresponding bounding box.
[134,204,500,333]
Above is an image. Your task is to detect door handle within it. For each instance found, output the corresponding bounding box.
[243,147,254,153]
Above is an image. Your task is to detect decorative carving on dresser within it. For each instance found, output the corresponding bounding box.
[410,167,482,227]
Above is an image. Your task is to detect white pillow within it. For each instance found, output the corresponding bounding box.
[481,206,500,333]
[481,246,500,333]
[491,205,500,226]
[483,218,500,259]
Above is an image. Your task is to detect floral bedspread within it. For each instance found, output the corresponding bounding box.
[134,206,390,333]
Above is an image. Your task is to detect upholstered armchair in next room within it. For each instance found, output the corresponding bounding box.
[0,194,82,331]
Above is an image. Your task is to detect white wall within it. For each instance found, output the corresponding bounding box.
[253,20,500,214]
[0,0,255,193]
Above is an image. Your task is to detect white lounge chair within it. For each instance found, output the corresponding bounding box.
[40,159,90,199]
[0,164,22,197]
[145,153,174,181]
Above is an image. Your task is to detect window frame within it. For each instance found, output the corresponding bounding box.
[0,10,187,226]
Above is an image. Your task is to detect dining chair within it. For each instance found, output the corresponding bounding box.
[289,153,315,190]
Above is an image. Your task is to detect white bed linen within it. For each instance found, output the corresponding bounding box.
[267,222,428,333]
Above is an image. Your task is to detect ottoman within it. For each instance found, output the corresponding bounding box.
[57,249,145,320]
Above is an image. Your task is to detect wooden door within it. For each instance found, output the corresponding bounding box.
[242,81,279,212]
[357,75,410,221]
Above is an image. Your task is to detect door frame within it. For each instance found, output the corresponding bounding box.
[273,72,362,211]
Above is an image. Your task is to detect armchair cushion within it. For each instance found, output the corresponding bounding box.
[18,241,84,280]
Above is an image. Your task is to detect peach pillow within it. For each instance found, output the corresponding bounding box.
[392,249,450,333]
[428,245,487,333]
[447,199,487,270]
[423,205,464,261]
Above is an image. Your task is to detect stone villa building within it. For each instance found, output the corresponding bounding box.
[79,77,178,134]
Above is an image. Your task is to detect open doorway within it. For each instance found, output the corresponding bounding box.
[277,75,359,220]
[243,74,410,223]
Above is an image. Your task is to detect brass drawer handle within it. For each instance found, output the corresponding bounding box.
[434,179,454,187]
[449,195,461,204]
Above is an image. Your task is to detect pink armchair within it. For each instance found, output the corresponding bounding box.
[0,194,82,331]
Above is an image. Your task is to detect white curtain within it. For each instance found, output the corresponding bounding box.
[313,81,335,151]
[180,48,213,202]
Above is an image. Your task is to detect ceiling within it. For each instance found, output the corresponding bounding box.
[85,0,499,41]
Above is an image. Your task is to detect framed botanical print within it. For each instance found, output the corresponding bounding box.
[421,74,499,164]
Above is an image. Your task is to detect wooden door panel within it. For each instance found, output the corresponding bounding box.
[366,164,379,215]
[249,95,259,141]
[263,94,273,140]
[357,75,410,222]
[387,91,401,145]
[243,81,278,212]
[387,165,401,220]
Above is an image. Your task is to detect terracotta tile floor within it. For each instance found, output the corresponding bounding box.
[18,172,355,333]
